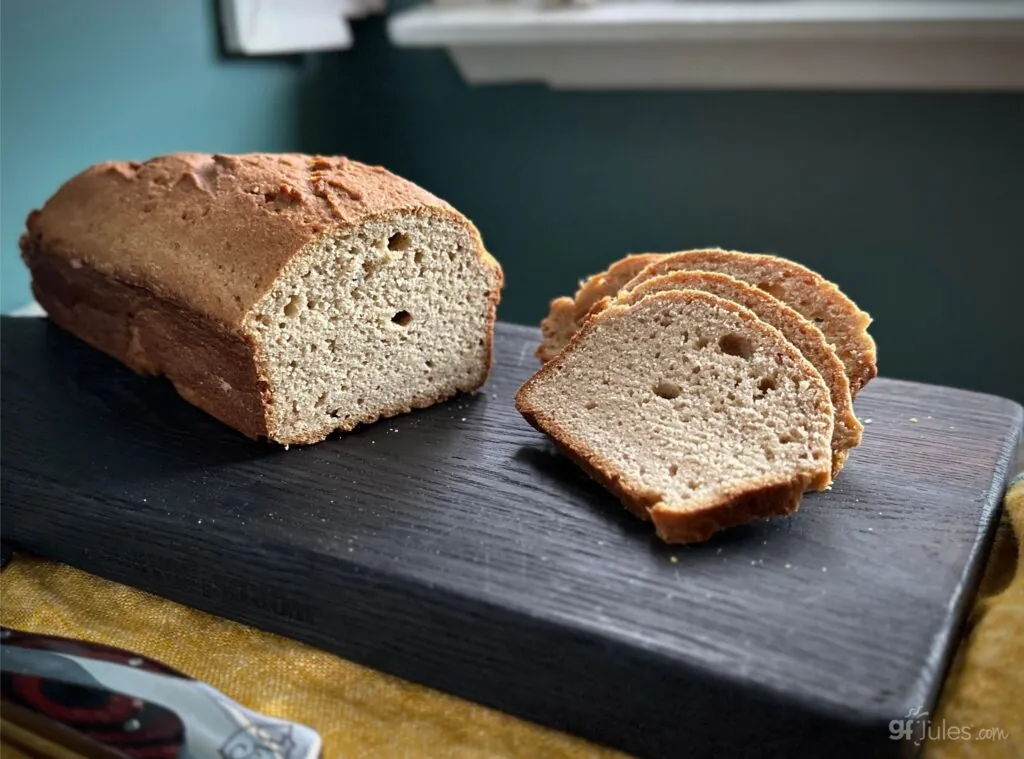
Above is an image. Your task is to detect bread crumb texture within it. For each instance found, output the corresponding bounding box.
[622,249,877,395]
[613,270,862,476]
[518,290,834,544]
[249,212,499,444]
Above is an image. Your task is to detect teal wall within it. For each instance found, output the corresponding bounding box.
[1,0,304,311]
[3,7,1022,399]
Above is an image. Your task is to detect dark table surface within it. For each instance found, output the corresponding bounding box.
[2,318,1021,758]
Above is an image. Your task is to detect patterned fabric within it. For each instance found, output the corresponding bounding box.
[2,474,1020,758]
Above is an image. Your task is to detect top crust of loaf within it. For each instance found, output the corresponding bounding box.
[22,153,501,329]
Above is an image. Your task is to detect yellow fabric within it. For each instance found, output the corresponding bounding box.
[923,474,1024,758]
[0,557,626,759]
[2,477,1021,758]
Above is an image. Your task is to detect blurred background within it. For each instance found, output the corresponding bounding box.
[2,0,1022,400]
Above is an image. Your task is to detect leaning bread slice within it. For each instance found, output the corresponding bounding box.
[594,271,862,476]
[621,249,877,394]
[536,253,663,362]
[517,289,834,544]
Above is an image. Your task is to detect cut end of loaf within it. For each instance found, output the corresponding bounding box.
[247,211,500,444]
[517,290,834,544]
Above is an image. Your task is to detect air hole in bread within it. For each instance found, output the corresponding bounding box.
[392,310,413,327]
[654,380,682,400]
[719,333,753,358]
[668,464,678,476]
[763,448,776,461]
[778,428,804,444]
[756,376,777,398]
[315,392,328,407]
[414,250,424,264]
[757,281,786,299]
[284,295,302,317]
[388,232,411,252]
[695,335,709,348]
[584,400,597,410]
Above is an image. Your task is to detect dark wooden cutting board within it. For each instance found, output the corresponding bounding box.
[1,317,1020,759]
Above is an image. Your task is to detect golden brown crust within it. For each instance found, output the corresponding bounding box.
[535,253,662,362]
[649,475,814,544]
[24,237,271,439]
[22,153,503,445]
[605,271,863,477]
[517,290,834,545]
[624,249,877,395]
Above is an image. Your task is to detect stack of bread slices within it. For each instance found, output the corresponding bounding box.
[516,249,877,544]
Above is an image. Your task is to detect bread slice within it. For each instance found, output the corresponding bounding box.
[622,249,877,394]
[596,271,862,476]
[536,253,662,362]
[516,289,834,544]
[21,152,503,445]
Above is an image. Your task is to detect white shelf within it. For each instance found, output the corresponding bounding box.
[387,1,1024,89]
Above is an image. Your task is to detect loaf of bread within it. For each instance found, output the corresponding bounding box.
[517,290,834,544]
[622,249,877,394]
[21,153,503,444]
[598,271,862,477]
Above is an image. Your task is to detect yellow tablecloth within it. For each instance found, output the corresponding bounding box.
[2,476,1021,758]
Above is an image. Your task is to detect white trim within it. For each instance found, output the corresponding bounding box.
[387,1,1024,90]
